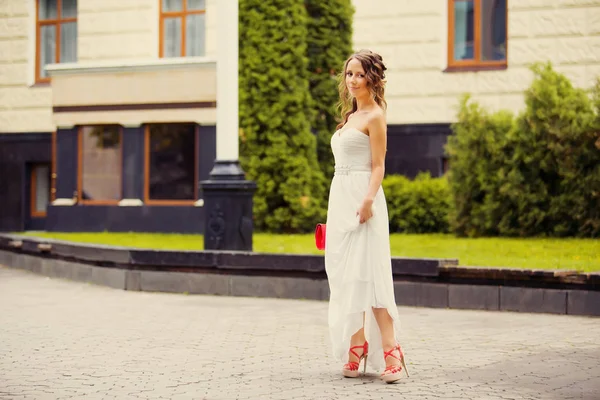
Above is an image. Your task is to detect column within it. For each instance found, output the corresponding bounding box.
[53,126,78,202]
[119,124,145,206]
[200,0,256,251]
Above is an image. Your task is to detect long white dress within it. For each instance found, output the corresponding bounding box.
[325,126,401,372]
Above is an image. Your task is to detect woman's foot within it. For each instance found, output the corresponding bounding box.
[381,344,409,383]
[342,341,368,378]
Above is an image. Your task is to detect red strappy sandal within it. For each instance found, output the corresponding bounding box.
[381,344,409,383]
[342,341,369,378]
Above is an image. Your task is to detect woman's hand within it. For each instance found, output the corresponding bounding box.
[356,198,374,224]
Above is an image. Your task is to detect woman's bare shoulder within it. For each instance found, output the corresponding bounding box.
[367,106,385,121]
[367,107,386,129]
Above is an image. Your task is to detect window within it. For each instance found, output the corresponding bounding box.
[441,157,450,175]
[145,123,198,203]
[78,126,122,203]
[447,0,507,70]
[36,0,78,82]
[31,164,51,217]
[160,0,206,58]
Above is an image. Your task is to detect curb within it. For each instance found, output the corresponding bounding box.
[0,234,598,317]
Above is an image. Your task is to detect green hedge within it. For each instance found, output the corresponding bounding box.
[239,0,327,232]
[446,62,600,237]
[305,0,354,180]
[382,173,451,234]
[445,95,514,237]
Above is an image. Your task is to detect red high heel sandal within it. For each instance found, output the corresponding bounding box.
[342,341,368,378]
[381,344,409,383]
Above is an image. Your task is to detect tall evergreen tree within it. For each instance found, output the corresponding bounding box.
[239,0,327,232]
[305,0,355,179]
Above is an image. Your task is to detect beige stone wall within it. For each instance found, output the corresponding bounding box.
[2,0,598,133]
[0,1,53,133]
[77,0,217,62]
[48,60,217,127]
[0,0,217,134]
[77,0,157,62]
[352,0,600,124]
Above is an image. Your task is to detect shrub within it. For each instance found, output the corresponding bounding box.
[239,0,327,232]
[446,62,600,237]
[383,173,451,234]
[446,94,515,237]
[505,63,600,237]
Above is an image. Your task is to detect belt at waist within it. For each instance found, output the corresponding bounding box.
[334,165,371,175]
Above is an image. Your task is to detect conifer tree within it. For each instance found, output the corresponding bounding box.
[305,0,355,179]
[239,0,327,232]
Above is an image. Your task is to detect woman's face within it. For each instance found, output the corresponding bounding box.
[345,58,369,98]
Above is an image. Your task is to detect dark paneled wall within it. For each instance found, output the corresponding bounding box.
[121,126,145,199]
[386,123,452,178]
[47,124,215,233]
[46,205,205,233]
[198,124,217,197]
[0,161,24,231]
[0,133,52,231]
[55,128,78,199]
[2,124,448,233]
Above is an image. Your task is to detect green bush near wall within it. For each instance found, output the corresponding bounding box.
[238,6,599,237]
[382,173,451,234]
[447,62,600,238]
[445,95,515,237]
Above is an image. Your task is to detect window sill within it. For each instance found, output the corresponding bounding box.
[30,82,51,88]
[444,64,508,73]
[45,57,216,77]
[79,201,121,205]
[144,200,200,206]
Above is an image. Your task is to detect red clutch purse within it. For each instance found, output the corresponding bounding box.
[315,223,326,250]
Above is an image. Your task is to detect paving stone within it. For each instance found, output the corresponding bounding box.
[229,275,328,300]
[90,265,126,290]
[500,286,567,314]
[394,281,448,308]
[125,270,141,291]
[139,270,229,295]
[0,265,599,400]
[448,284,500,310]
[568,290,600,316]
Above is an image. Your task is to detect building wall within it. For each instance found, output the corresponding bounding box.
[352,0,600,125]
[77,0,217,62]
[0,134,52,231]
[0,0,218,134]
[49,61,217,127]
[0,1,53,133]
[3,0,600,133]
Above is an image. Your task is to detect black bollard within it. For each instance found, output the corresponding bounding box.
[200,160,256,251]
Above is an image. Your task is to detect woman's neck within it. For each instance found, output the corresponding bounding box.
[355,95,377,112]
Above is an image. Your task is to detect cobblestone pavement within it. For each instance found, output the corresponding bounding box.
[1,266,599,400]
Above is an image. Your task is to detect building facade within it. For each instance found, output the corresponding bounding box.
[352,0,600,177]
[0,0,218,232]
[1,0,599,232]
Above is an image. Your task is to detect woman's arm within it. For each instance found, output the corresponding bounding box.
[357,110,387,223]
[365,110,387,201]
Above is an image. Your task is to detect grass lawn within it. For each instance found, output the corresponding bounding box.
[19,232,600,272]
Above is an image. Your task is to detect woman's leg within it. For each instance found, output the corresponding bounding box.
[350,327,366,346]
[342,316,368,377]
[347,313,367,364]
[372,308,400,368]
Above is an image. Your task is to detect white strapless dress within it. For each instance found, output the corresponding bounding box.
[325,127,401,371]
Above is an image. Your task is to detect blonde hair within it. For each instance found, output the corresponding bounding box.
[336,49,388,130]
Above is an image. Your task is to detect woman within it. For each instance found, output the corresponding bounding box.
[325,49,408,384]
